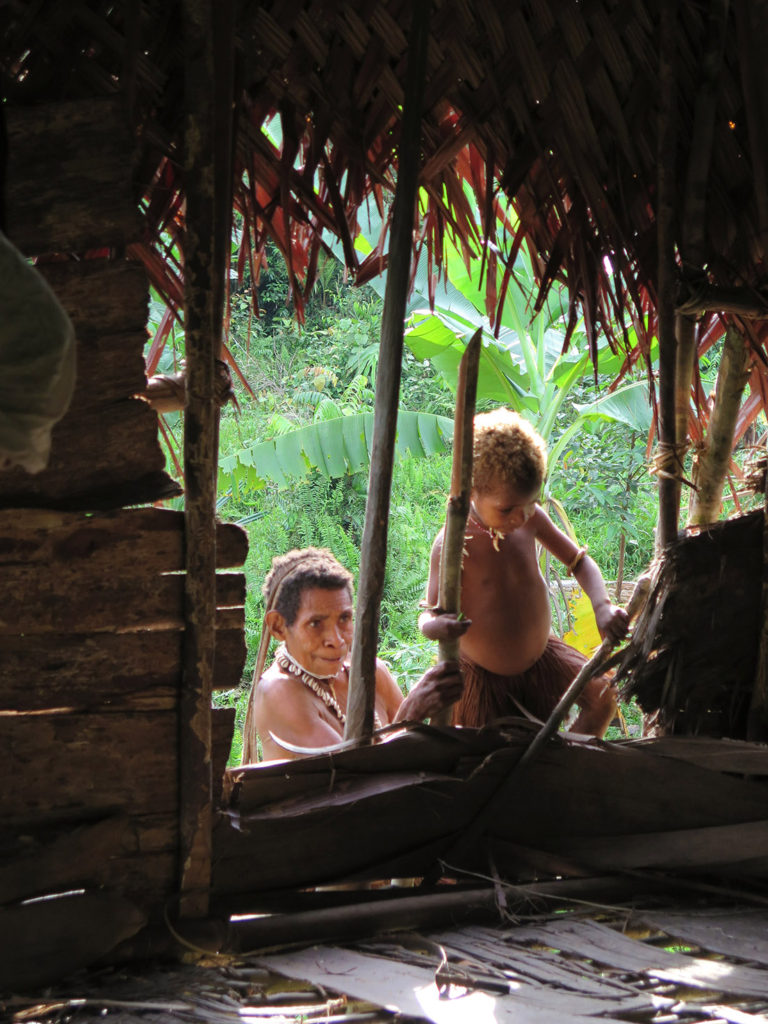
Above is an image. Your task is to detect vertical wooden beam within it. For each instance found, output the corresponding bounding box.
[748,465,768,741]
[344,1,430,740]
[735,0,768,266]
[179,0,234,917]
[656,0,681,549]
[675,1,729,523]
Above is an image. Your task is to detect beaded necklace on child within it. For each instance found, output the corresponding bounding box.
[467,506,506,551]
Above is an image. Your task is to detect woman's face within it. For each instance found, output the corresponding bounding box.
[280,585,354,676]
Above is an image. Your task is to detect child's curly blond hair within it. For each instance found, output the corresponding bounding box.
[472,408,547,495]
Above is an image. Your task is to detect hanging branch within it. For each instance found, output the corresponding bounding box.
[430,328,482,728]
[344,0,430,741]
[688,324,751,525]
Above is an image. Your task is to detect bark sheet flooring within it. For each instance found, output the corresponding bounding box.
[7,896,768,1024]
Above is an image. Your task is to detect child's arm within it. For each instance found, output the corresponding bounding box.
[572,555,629,642]
[534,508,629,643]
[418,530,472,642]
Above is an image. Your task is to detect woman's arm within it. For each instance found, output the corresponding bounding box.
[253,676,346,758]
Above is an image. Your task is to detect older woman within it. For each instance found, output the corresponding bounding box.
[241,547,462,763]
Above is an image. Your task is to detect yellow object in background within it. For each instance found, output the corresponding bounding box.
[561,586,601,656]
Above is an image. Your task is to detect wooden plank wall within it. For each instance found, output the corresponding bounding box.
[0,97,249,915]
[0,97,181,510]
[0,508,247,908]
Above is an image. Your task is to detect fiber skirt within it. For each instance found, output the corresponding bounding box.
[454,635,608,728]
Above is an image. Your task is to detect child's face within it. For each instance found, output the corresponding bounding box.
[471,481,540,534]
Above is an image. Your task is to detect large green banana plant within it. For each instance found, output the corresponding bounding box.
[219,409,453,493]
[222,176,652,494]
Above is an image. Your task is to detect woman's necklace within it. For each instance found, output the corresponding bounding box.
[468,506,506,551]
[275,642,382,728]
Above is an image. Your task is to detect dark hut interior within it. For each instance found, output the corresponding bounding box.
[4,2,768,1020]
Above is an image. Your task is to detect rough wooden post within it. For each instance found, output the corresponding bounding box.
[178,0,234,917]
[748,460,768,741]
[344,1,430,740]
[655,0,681,549]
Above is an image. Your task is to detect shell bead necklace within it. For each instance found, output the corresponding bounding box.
[468,506,506,551]
[275,642,382,728]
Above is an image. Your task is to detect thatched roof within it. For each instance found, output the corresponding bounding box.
[2,1,767,361]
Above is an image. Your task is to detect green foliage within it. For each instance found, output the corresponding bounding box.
[208,234,658,757]
[220,410,454,494]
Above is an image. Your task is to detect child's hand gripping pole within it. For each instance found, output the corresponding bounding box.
[514,572,652,771]
[429,329,482,727]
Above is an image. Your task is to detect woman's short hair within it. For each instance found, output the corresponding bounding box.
[263,547,354,625]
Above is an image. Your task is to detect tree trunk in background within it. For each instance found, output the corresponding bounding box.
[688,325,751,526]
[673,313,697,517]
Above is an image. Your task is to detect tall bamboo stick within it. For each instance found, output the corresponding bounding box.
[688,324,751,525]
[430,328,482,727]
[344,1,430,741]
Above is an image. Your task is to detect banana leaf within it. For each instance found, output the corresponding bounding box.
[219,410,454,493]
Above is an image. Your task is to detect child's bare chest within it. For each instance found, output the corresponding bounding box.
[462,528,547,609]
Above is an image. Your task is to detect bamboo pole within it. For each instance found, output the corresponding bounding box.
[688,325,751,525]
[430,329,482,727]
[655,0,681,549]
[179,0,235,917]
[344,1,430,741]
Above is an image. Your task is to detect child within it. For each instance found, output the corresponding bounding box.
[419,408,629,736]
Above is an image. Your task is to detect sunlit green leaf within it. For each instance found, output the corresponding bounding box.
[574,381,653,433]
[218,411,454,492]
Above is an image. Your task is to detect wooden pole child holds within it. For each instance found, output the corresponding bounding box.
[429,328,482,727]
